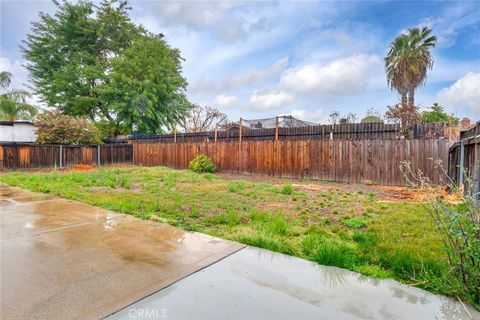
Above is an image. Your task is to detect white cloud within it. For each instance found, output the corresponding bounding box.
[411,2,480,48]
[0,56,28,91]
[437,72,480,118]
[189,57,289,94]
[249,89,295,110]
[214,94,238,109]
[223,57,288,90]
[280,55,380,95]
[289,108,326,123]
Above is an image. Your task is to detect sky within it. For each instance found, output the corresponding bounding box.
[1,0,479,123]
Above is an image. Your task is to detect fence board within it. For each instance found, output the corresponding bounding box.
[133,139,449,185]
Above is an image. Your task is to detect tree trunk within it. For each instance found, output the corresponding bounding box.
[408,90,415,111]
[401,92,408,127]
[407,89,416,127]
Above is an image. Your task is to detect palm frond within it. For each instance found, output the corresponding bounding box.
[0,71,12,89]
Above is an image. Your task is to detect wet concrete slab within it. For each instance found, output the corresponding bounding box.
[108,246,480,320]
[0,185,244,320]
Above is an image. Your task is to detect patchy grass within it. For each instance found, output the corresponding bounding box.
[0,166,458,299]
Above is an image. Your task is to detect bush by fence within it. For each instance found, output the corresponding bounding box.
[128,122,453,143]
[0,144,133,170]
[133,139,449,185]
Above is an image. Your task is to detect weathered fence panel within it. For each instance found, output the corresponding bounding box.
[133,139,449,185]
[0,144,133,170]
[128,123,452,143]
[448,122,480,196]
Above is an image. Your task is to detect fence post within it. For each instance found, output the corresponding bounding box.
[239,117,243,143]
[473,141,479,198]
[275,116,279,142]
[458,141,465,187]
[97,145,101,166]
[59,145,63,168]
[131,144,134,164]
[214,128,218,143]
[174,128,177,143]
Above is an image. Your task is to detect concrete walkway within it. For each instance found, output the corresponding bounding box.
[108,247,479,320]
[0,186,244,319]
[1,185,479,320]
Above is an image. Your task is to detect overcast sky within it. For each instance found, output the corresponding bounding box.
[1,0,479,123]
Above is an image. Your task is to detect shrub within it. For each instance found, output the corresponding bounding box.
[429,196,480,308]
[35,110,102,144]
[188,154,217,173]
[401,160,480,308]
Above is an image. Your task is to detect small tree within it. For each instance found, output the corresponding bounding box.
[361,108,384,124]
[328,111,340,125]
[35,110,102,144]
[385,103,422,126]
[421,103,458,124]
[179,104,228,133]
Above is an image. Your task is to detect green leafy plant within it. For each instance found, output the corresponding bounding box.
[343,217,368,229]
[188,154,217,173]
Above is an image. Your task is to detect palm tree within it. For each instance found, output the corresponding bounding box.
[0,71,37,121]
[385,27,437,127]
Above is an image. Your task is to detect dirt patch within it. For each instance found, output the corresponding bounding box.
[72,164,95,171]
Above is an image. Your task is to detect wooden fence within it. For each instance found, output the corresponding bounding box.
[128,122,453,143]
[0,144,133,170]
[448,122,479,197]
[133,139,449,185]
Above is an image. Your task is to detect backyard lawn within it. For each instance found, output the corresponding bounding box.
[0,166,457,298]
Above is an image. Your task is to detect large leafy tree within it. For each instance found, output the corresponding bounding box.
[22,0,189,134]
[0,71,37,121]
[385,27,436,127]
[103,37,190,133]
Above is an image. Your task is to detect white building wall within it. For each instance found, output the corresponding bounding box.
[0,123,37,142]
[0,125,14,142]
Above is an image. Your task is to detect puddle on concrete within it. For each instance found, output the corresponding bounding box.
[108,247,480,320]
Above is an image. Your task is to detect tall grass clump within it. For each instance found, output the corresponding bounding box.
[312,240,360,269]
[272,182,294,195]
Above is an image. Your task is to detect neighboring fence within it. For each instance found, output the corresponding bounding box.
[128,123,453,143]
[133,139,449,185]
[448,121,480,197]
[0,144,133,170]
